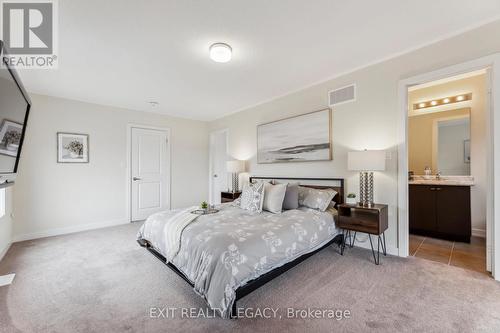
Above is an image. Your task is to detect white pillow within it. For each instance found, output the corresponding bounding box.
[240,182,265,212]
[298,186,337,211]
[263,183,287,214]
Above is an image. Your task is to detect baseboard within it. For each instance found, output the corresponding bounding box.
[347,235,399,256]
[472,228,486,238]
[0,242,11,262]
[13,218,130,242]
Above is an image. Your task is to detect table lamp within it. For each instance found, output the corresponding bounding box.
[226,160,245,193]
[347,150,386,207]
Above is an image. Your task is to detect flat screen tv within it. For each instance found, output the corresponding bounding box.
[0,41,31,184]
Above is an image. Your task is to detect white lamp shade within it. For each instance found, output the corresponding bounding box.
[347,150,386,171]
[226,160,245,173]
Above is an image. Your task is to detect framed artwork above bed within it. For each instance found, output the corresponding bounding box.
[257,109,332,163]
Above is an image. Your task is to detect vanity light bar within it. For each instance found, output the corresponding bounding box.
[413,93,472,110]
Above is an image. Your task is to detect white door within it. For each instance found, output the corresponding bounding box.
[209,130,228,205]
[131,127,170,221]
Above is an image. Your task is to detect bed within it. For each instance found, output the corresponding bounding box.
[137,177,345,318]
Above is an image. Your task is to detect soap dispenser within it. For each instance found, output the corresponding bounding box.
[424,166,432,179]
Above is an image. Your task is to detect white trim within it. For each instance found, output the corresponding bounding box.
[408,68,488,92]
[208,128,228,204]
[126,124,171,222]
[486,67,493,272]
[12,218,129,243]
[397,53,500,281]
[492,57,500,278]
[0,242,11,262]
[472,228,486,238]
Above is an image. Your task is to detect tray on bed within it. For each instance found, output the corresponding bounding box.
[190,208,219,215]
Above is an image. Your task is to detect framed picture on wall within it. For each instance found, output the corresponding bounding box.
[0,120,23,157]
[257,109,332,163]
[57,133,89,163]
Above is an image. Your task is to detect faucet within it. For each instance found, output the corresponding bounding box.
[436,171,442,180]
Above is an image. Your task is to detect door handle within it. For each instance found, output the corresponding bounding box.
[435,188,442,191]
[213,174,218,178]
[133,177,141,181]
[430,188,436,191]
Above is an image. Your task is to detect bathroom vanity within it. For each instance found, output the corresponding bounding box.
[409,176,473,243]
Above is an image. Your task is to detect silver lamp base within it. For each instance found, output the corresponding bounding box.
[359,171,374,207]
[231,172,239,193]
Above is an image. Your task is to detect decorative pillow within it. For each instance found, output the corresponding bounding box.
[282,182,299,210]
[263,183,287,214]
[298,186,338,212]
[326,201,338,216]
[240,182,265,212]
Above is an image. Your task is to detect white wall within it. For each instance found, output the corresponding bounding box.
[208,20,500,253]
[0,188,13,260]
[12,94,208,241]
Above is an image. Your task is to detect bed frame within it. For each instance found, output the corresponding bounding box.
[137,176,345,318]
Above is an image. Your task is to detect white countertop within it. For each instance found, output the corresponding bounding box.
[408,175,474,186]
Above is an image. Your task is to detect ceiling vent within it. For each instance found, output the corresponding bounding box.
[328,84,356,107]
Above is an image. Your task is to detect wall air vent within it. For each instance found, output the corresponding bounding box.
[328,84,356,107]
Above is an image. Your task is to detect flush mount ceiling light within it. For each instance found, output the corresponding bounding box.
[148,101,159,108]
[209,43,232,63]
[413,93,472,110]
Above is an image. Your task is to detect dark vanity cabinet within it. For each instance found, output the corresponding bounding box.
[409,184,471,242]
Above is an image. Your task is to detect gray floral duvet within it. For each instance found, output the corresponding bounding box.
[137,203,340,318]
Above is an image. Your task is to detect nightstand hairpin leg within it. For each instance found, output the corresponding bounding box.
[381,233,387,256]
[348,231,356,248]
[368,234,379,265]
[368,233,387,265]
[341,230,349,255]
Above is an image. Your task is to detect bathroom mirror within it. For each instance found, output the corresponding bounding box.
[408,108,471,176]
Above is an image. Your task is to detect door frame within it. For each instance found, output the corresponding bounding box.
[208,128,228,204]
[397,53,500,280]
[126,124,171,222]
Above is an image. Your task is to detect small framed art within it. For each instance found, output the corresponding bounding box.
[57,132,89,163]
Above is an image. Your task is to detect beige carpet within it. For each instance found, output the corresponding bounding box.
[1,222,499,333]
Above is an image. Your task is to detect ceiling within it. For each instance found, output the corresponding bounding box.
[19,0,500,121]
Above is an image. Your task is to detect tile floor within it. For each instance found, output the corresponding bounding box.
[409,234,487,274]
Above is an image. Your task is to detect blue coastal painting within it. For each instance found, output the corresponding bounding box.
[257,109,331,163]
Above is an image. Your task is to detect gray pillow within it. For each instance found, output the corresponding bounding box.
[282,182,299,210]
[263,183,287,214]
[298,186,338,211]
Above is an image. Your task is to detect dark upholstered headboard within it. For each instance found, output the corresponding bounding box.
[249,176,345,207]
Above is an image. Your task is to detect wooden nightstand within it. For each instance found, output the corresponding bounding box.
[337,203,388,264]
[221,191,241,203]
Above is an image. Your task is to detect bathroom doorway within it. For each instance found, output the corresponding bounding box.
[404,69,490,275]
